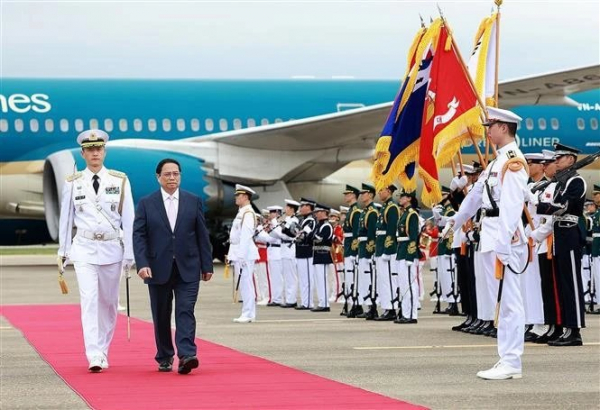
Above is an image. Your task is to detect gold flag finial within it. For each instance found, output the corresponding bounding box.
[494,0,503,7]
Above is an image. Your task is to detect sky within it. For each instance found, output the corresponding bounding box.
[1,0,598,80]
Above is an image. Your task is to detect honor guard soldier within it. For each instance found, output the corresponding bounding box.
[395,190,420,324]
[312,203,334,311]
[433,187,460,316]
[229,185,259,323]
[57,129,134,372]
[280,199,300,308]
[355,183,379,319]
[590,185,600,314]
[255,206,284,306]
[540,144,587,346]
[293,198,317,310]
[342,186,362,317]
[329,209,344,302]
[374,185,399,321]
[582,199,595,308]
[444,107,528,380]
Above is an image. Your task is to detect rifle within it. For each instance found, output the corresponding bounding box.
[363,258,378,318]
[337,283,348,315]
[429,264,442,314]
[124,264,131,341]
[587,257,596,313]
[531,149,600,194]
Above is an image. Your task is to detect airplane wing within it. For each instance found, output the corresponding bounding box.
[498,64,600,108]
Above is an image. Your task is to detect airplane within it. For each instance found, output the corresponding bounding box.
[1,65,599,260]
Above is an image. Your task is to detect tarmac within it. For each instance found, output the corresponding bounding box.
[1,257,599,409]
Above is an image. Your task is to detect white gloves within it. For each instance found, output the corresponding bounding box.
[526,190,539,206]
[405,260,414,267]
[303,225,312,234]
[441,219,455,239]
[497,253,510,266]
[123,259,134,270]
[270,218,278,228]
[381,253,391,261]
[524,225,532,238]
[450,175,468,191]
[256,224,264,233]
[432,204,444,219]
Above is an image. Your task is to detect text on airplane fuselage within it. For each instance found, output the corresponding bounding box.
[515,136,559,148]
[0,94,51,113]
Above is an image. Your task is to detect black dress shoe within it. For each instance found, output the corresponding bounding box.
[462,319,481,333]
[158,358,174,372]
[452,320,470,332]
[524,331,538,342]
[347,306,364,318]
[364,309,379,320]
[548,329,583,347]
[374,310,397,321]
[178,356,199,375]
[475,322,494,335]
[355,312,368,318]
[397,317,418,324]
[310,307,330,312]
[489,328,497,338]
[533,326,558,344]
[294,305,310,310]
[267,302,281,307]
[482,325,496,337]
[447,303,460,316]
[281,303,297,308]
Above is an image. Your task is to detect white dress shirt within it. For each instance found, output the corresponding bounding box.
[161,188,179,231]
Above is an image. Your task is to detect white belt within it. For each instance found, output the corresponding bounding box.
[313,246,332,252]
[554,215,578,224]
[358,237,368,242]
[78,230,119,241]
[430,238,439,242]
[376,230,387,236]
[593,233,600,238]
[343,233,353,238]
[397,236,409,242]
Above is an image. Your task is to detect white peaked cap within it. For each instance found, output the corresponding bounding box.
[483,107,522,126]
[285,199,300,207]
[235,184,256,196]
[77,129,109,147]
[267,205,283,212]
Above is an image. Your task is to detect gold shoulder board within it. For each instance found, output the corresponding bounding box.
[108,169,127,179]
[65,171,83,182]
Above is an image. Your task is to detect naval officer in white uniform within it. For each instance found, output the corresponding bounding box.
[57,129,134,372]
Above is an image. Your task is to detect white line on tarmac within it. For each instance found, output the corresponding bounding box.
[257,318,350,323]
[354,342,600,350]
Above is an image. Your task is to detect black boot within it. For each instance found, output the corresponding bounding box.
[347,305,364,318]
[548,328,583,347]
[374,310,397,321]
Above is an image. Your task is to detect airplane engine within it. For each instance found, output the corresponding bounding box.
[43,147,236,261]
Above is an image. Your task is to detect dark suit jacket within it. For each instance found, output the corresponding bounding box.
[133,189,213,285]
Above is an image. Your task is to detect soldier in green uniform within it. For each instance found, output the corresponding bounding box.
[374,185,400,321]
[589,185,600,314]
[354,183,379,320]
[433,187,460,316]
[341,185,362,317]
[394,190,420,324]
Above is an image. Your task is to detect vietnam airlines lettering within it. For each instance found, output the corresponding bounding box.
[515,136,560,148]
[0,93,51,113]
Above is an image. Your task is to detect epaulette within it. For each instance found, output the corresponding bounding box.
[501,157,528,181]
[108,169,127,179]
[65,171,83,182]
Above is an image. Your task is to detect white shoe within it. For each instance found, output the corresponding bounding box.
[233,316,255,323]
[328,297,337,303]
[257,299,269,306]
[89,356,103,373]
[101,355,109,369]
[477,362,522,380]
[117,304,126,312]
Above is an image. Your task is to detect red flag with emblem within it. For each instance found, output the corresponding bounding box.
[418,24,482,207]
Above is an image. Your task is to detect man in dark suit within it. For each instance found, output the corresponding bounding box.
[133,158,213,374]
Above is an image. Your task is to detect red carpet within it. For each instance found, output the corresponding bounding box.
[1,304,425,410]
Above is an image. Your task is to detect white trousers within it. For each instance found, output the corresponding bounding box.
[254,261,270,302]
[329,263,343,301]
[314,264,331,308]
[238,261,256,319]
[376,257,395,310]
[418,260,425,300]
[521,252,544,325]
[343,257,356,299]
[268,259,284,304]
[477,251,499,321]
[358,258,375,307]
[439,254,458,303]
[398,260,419,320]
[593,256,600,303]
[581,254,592,302]
[74,261,121,362]
[296,258,315,308]
[497,244,527,371]
[282,258,298,304]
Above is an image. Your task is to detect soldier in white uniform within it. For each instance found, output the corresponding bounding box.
[255,206,284,306]
[57,129,134,372]
[444,108,529,380]
[279,199,300,307]
[229,185,259,323]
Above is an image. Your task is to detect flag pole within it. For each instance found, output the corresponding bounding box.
[437,9,498,157]
[494,0,502,104]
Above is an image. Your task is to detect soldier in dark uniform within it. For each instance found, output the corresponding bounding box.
[312,203,334,312]
[590,185,600,314]
[545,144,587,346]
[355,183,379,320]
[341,186,362,317]
[374,185,400,321]
[292,198,317,310]
[395,190,420,323]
